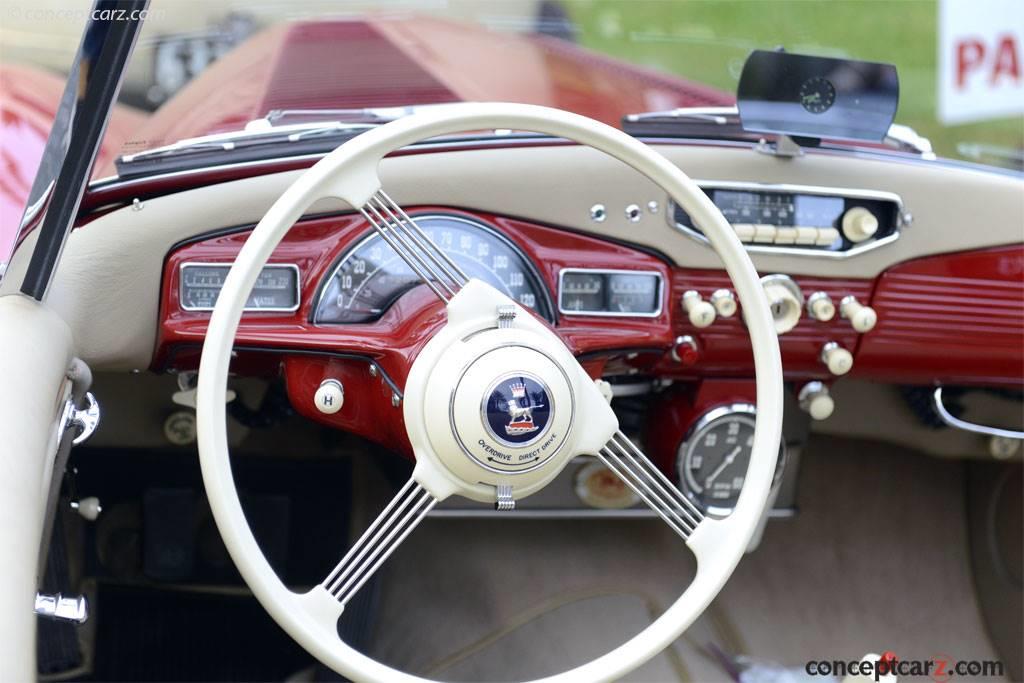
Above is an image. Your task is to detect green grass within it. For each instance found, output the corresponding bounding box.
[564,0,1023,164]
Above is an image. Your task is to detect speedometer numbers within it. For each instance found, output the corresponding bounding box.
[314,215,551,324]
[677,404,785,516]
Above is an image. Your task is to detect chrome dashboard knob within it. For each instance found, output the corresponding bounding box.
[710,289,737,317]
[681,290,716,328]
[840,295,878,333]
[820,341,853,376]
[798,381,835,420]
[806,291,836,322]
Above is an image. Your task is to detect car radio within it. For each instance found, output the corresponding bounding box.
[669,181,906,258]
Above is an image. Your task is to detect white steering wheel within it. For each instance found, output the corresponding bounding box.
[196,103,783,682]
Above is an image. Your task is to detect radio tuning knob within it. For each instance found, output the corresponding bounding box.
[710,289,737,317]
[840,295,878,333]
[805,291,835,321]
[841,206,879,243]
[798,381,834,420]
[681,290,716,328]
[820,341,853,376]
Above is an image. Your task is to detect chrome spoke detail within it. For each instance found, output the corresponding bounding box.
[359,190,469,305]
[597,431,705,540]
[377,190,469,284]
[321,479,436,607]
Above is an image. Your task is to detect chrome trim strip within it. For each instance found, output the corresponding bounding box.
[427,507,797,519]
[667,180,906,260]
[932,388,1024,440]
[557,268,664,318]
[179,262,301,313]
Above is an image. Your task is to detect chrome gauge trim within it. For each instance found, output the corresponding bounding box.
[676,403,787,517]
[557,267,664,318]
[312,213,555,324]
[179,262,301,313]
[667,180,906,260]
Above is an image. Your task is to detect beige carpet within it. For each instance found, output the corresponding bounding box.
[364,436,1004,682]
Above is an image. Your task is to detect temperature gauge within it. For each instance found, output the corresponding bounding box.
[180,263,300,312]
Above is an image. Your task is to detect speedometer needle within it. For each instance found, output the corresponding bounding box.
[704,445,742,489]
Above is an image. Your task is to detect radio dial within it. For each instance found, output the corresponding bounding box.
[841,207,879,243]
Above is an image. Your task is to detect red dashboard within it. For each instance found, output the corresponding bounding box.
[153,209,1024,457]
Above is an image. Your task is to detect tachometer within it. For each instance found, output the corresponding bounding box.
[314,215,552,323]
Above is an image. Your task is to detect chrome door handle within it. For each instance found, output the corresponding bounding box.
[932,387,1024,440]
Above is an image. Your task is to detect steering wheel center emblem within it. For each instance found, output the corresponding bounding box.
[482,373,553,447]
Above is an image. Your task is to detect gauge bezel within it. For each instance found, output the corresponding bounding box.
[311,213,555,324]
[676,403,786,517]
[557,267,664,318]
[179,262,301,313]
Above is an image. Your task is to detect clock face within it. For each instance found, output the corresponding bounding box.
[799,76,836,114]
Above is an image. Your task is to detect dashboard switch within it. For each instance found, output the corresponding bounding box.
[681,290,716,328]
[815,227,841,246]
[798,381,835,420]
[671,335,699,365]
[794,227,818,245]
[753,224,777,243]
[820,342,853,376]
[314,379,345,414]
[841,206,879,243]
[806,291,836,321]
[840,295,878,333]
[774,227,798,245]
[710,289,737,317]
[732,223,756,242]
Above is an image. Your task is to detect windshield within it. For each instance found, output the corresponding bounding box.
[2,0,1021,270]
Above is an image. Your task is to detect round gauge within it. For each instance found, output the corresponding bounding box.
[314,215,552,323]
[676,404,785,516]
[798,76,836,114]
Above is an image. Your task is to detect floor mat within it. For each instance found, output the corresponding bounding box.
[366,436,1006,682]
[88,584,313,682]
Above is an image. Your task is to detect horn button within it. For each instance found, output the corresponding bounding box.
[449,346,575,474]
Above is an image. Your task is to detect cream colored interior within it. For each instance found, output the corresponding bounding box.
[3,134,1021,681]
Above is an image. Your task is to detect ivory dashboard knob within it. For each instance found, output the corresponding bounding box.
[840,295,877,333]
[820,342,853,376]
[798,381,835,420]
[759,274,803,335]
[314,379,345,414]
[710,289,737,317]
[681,290,716,328]
[841,206,879,243]
[806,291,836,322]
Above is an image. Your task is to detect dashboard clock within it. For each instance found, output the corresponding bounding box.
[676,404,786,516]
[798,76,836,114]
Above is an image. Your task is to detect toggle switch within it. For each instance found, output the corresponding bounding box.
[314,379,345,414]
[681,290,716,328]
[840,295,877,333]
[820,342,853,376]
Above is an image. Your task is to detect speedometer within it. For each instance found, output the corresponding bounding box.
[314,215,552,324]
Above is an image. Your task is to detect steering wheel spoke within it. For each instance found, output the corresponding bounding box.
[359,190,469,304]
[321,478,437,609]
[596,431,705,541]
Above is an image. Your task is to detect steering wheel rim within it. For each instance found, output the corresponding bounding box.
[196,102,783,683]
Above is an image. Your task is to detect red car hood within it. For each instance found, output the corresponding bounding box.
[122,17,730,157]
